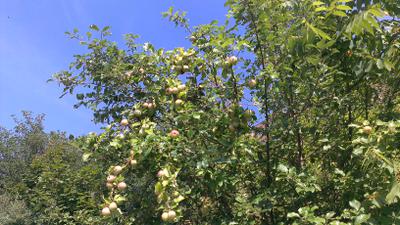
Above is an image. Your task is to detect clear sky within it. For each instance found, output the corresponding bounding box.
[0,0,227,135]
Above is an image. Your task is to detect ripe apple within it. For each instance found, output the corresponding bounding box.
[109,202,118,211]
[139,68,145,74]
[169,130,180,138]
[106,182,113,189]
[117,182,127,191]
[101,207,111,216]
[148,102,155,109]
[113,166,123,175]
[120,119,129,126]
[143,102,149,108]
[171,87,179,94]
[175,99,184,105]
[363,126,372,134]
[161,212,169,221]
[183,65,189,71]
[168,210,176,221]
[177,84,186,91]
[157,169,169,178]
[230,56,238,65]
[248,79,257,88]
[107,175,116,183]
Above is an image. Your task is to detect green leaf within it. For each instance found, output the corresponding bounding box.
[333,10,347,17]
[306,22,332,40]
[287,212,300,218]
[174,195,185,203]
[155,182,163,194]
[335,5,352,11]
[376,59,384,69]
[315,6,328,12]
[312,1,325,6]
[114,195,127,203]
[349,199,361,211]
[385,181,400,204]
[82,153,91,162]
[354,214,370,225]
[89,24,99,31]
[383,59,394,71]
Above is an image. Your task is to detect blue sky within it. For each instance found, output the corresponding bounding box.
[0,0,227,135]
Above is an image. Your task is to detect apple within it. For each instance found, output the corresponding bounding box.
[125,71,133,78]
[166,87,173,95]
[113,166,123,175]
[107,175,116,183]
[169,130,180,138]
[148,103,155,109]
[161,212,169,221]
[229,56,238,65]
[120,119,129,126]
[189,35,196,42]
[183,65,189,71]
[130,159,138,166]
[363,126,372,134]
[178,84,186,91]
[101,207,111,216]
[117,182,127,191]
[171,87,179,94]
[175,99,184,105]
[248,79,257,88]
[168,210,176,221]
[139,68,145,74]
[143,102,149,108]
[133,109,142,117]
[157,169,169,178]
[106,182,113,189]
[109,202,118,211]
[244,110,254,119]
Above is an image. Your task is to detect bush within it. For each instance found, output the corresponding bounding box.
[0,193,32,225]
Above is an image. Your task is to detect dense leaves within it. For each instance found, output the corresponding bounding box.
[50,0,400,224]
[1,0,399,224]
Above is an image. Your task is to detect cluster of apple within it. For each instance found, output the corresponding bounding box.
[171,48,196,74]
[166,84,187,108]
[227,104,254,132]
[119,102,157,126]
[360,122,397,135]
[155,169,181,222]
[142,101,156,110]
[101,141,137,216]
[166,84,186,95]
[124,67,145,80]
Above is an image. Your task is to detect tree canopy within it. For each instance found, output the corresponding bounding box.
[1,0,400,224]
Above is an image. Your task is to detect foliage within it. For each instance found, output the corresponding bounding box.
[38,0,400,224]
[0,193,32,225]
